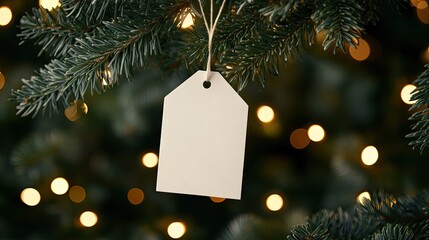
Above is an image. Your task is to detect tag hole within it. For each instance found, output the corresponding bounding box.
[203,81,211,89]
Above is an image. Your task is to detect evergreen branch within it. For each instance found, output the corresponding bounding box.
[289,190,429,239]
[217,214,259,240]
[314,0,365,53]
[407,64,429,152]
[258,0,301,22]
[18,7,91,57]
[220,1,315,90]
[356,0,405,25]
[11,1,190,117]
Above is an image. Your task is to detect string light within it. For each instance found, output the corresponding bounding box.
[69,185,86,203]
[0,6,12,26]
[266,194,284,211]
[349,39,370,61]
[290,128,310,149]
[0,71,5,90]
[79,211,98,227]
[210,197,225,203]
[51,177,69,195]
[417,6,429,24]
[127,188,144,205]
[180,12,194,29]
[257,105,275,123]
[400,84,417,105]
[64,100,88,121]
[167,222,186,239]
[361,146,379,166]
[417,0,429,9]
[357,191,371,205]
[141,152,158,168]
[39,0,61,10]
[307,124,325,142]
[21,188,41,206]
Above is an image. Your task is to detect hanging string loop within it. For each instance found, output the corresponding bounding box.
[197,0,227,82]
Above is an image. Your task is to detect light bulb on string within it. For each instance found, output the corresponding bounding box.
[180,12,194,29]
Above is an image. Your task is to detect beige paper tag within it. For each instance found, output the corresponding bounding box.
[156,71,248,200]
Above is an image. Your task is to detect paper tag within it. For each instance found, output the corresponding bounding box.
[156,71,248,200]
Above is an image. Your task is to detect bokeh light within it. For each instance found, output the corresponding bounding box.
[51,177,69,195]
[308,124,325,142]
[0,6,12,26]
[210,197,225,203]
[79,211,98,227]
[69,185,86,203]
[357,191,371,205]
[141,152,158,168]
[127,188,145,205]
[39,0,61,10]
[167,222,186,239]
[401,84,417,105]
[21,188,41,206]
[64,100,88,121]
[0,71,5,90]
[349,39,370,61]
[290,128,310,149]
[257,105,275,123]
[266,194,284,211]
[180,13,194,29]
[417,6,429,24]
[417,0,428,9]
[361,146,379,166]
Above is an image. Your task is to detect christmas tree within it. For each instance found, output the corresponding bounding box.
[1,0,429,239]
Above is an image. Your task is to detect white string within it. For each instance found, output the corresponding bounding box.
[197,0,227,81]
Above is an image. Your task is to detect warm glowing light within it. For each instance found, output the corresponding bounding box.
[127,188,144,205]
[308,124,325,142]
[361,146,379,166]
[79,211,98,227]
[141,152,158,168]
[100,69,112,86]
[266,194,284,211]
[64,100,88,121]
[167,222,186,239]
[411,0,422,7]
[39,0,61,10]
[417,7,429,24]
[0,6,12,26]
[0,71,5,90]
[401,84,417,105]
[180,13,194,29]
[357,191,371,204]
[69,185,86,203]
[21,188,41,206]
[257,105,275,123]
[290,128,310,149]
[417,1,428,9]
[51,177,69,195]
[349,39,370,61]
[210,197,225,203]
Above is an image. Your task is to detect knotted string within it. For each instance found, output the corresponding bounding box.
[197,0,227,82]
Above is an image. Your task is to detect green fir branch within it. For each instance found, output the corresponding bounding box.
[407,64,429,152]
[314,0,365,53]
[12,1,190,117]
[220,1,316,90]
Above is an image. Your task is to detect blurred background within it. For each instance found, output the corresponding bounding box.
[1,0,429,239]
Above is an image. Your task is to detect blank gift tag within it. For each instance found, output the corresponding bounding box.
[157,71,248,200]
